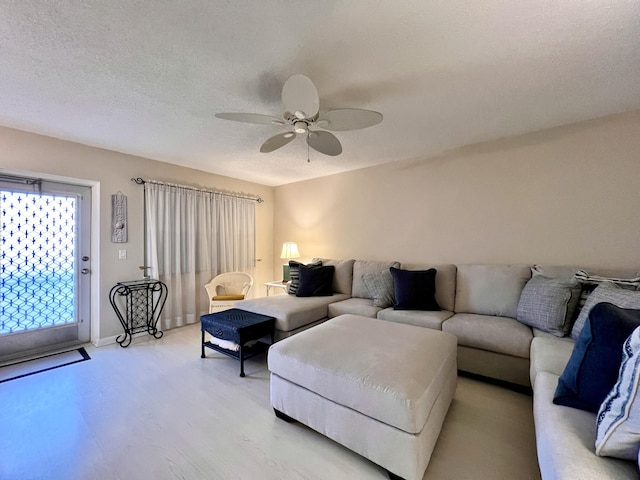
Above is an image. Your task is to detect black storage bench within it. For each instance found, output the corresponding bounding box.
[200,308,275,377]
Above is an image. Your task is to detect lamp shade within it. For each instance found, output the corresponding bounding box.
[280,242,301,259]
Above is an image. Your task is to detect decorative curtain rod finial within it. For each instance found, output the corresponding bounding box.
[131,177,145,185]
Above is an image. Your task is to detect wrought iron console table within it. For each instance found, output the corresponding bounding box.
[109,279,168,347]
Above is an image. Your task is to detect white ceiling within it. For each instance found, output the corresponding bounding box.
[1,1,639,186]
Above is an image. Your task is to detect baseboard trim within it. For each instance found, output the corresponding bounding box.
[92,330,167,348]
[92,335,119,347]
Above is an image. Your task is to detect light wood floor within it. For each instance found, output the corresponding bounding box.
[0,324,541,480]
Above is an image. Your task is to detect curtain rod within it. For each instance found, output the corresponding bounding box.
[130,178,264,203]
[0,174,41,185]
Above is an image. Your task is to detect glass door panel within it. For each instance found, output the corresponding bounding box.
[0,178,90,360]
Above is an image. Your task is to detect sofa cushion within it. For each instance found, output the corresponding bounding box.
[296,264,334,297]
[571,283,640,340]
[442,313,533,359]
[328,298,381,319]
[361,270,394,308]
[400,263,457,312]
[454,264,531,318]
[351,260,400,299]
[529,336,574,387]
[554,303,640,413]
[313,258,355,295]
[377,308,454,330]
[235,293,349,332]
[517,275,581,337]
[390,267,440,311]
[595,326,640,460]
[533,371,638,480]
[288,260,322,295]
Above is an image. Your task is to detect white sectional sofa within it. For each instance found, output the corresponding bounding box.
[235,259,640,478]
[530,334,637,478]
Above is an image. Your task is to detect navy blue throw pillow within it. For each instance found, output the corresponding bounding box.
[390,267,440,311]
[553,302,640,412]
[296,264,335,297]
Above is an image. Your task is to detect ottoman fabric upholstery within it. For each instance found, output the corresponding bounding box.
[268,314,457,480]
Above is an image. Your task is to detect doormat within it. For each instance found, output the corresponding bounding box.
[0,347,91,384]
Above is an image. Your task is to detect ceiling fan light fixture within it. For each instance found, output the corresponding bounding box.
[293,121,308,134]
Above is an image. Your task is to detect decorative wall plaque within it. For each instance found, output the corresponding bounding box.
[111,192,128,243]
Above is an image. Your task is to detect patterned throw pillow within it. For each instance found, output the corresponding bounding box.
[288,260,322,295]
[596,326,640,460]
[362,271,395,308]
[571,283,640,340]
[516,275,581,337]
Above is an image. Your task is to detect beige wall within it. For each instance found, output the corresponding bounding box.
[274,110,640,272]
[0,126,275,341]
[2,108,639,342]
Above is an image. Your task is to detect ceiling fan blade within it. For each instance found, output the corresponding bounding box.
[307,130,342,156]
[316,108,382,131]
[282,74,320,120]
[216,112,284,126]
[260,132,297,153]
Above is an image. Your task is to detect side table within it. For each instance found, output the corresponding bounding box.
[109,279,168,348]
[201,308,275,377]
[265,280,289,296]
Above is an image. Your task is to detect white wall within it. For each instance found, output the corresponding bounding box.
[0,126,275,341]
[274,110,640,271]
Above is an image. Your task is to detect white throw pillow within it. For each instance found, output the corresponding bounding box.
[595,326,640,460]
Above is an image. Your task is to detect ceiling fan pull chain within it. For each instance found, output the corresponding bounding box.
[307,134,311,163]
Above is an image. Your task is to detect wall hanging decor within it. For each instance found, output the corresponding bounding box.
[111,192,128,243]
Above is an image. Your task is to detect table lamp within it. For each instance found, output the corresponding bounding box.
[280,242,301,282]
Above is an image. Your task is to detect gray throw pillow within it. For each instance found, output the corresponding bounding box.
[362,271,394,308]
[516,275,581,337]
[571,283,640,340]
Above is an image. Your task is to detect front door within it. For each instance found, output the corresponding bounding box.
[0,176,91,361]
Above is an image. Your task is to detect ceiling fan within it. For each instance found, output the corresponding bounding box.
[215,74,383,156]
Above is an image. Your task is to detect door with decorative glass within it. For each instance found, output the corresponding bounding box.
[0,177,91,360]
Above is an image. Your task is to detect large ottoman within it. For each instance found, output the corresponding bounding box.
[268,314,457,480]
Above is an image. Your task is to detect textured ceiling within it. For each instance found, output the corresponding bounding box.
[1,1,639,186]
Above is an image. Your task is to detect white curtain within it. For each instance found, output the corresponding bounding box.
[145,182,256,330]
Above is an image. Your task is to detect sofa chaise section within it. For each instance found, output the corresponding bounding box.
[236,258,355,340]
[235,293,349,340]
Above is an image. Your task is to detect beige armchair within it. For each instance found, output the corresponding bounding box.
[204,272,254,313]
